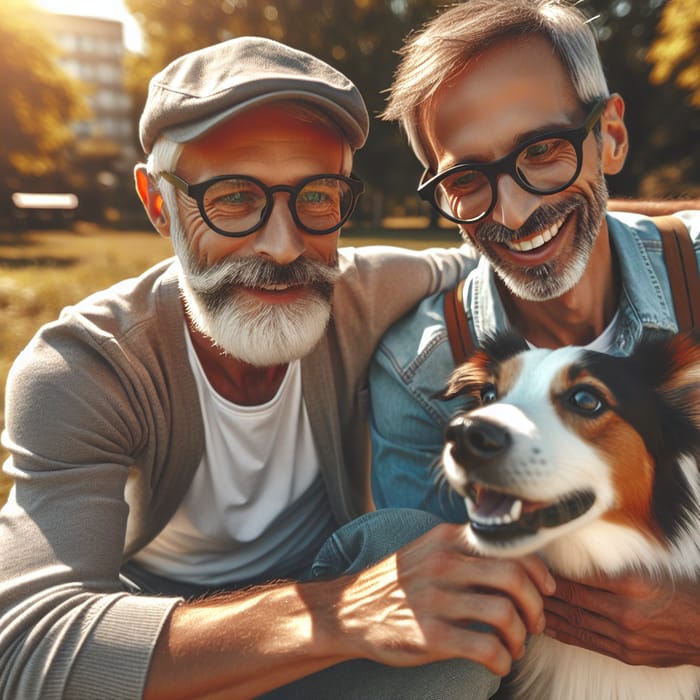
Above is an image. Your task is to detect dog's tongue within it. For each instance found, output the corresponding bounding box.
[470,486,517,519]
[469,483,547,520]
[467,482,596,539]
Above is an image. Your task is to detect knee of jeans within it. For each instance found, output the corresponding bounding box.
[310,508,444,579]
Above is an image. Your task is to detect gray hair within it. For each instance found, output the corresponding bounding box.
[383,0,610,165]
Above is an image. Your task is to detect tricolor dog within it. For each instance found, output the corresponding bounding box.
[440,331,700,700]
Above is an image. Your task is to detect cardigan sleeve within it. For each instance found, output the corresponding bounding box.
[0,263,195,700]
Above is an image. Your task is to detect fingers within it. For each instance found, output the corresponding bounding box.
[434,625,517,677]
[543,606,688,666]
[391,525,553,655]
[547,575,673,631]
[448,556,550,635]
[431,587,530,659]
[543,574,700,667]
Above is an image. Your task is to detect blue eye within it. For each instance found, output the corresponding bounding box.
[568,386,605,414]
[481,384,497,404]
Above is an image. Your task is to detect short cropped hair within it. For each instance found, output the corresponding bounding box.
[383,0,610,165]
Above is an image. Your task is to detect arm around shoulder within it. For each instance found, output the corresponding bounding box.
[608,197,700,216]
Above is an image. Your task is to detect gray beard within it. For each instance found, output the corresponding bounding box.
[465,177,608,301]
[171,223,340,367]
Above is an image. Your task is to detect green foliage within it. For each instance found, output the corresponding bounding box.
[648,0,700,107]
[581,0,699,197]
[0,0,88,189]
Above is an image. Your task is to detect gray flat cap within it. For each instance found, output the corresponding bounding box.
[139,36,369,155]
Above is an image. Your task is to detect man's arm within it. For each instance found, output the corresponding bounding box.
[544,574,700,667]
[608,198,700,216]
[145,524,555,699]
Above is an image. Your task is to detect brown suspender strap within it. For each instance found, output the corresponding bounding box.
[443,278,473,365]
[444,215,700,364]
[656,215,700,333]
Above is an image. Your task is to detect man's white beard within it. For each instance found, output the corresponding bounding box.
[171,218,339,367]
[181,275,334,366]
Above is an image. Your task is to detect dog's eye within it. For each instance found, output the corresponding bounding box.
[480,383,498,404]
[568,386,605,414]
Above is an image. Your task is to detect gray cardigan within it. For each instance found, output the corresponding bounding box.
[0,244,472,699]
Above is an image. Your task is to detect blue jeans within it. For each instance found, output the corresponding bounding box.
[122,509,500,699]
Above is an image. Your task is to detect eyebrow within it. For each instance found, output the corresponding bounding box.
[448,114,582,168]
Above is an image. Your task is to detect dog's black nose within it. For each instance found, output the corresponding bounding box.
[446,415,511,462]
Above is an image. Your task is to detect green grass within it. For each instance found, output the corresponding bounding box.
[0,222,461,505]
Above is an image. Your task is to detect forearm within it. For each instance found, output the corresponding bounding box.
[608,198,700,216]
[144,579,351,700]
[146,523,556,699]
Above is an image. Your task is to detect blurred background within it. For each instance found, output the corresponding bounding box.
[1,0,698,231]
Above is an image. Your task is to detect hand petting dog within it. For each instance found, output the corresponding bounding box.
[545,573,700,668]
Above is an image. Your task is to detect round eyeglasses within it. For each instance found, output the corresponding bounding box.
[418,98,608,225]
[159,172,364,237]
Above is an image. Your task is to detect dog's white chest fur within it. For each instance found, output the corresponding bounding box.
[512,635,700,700]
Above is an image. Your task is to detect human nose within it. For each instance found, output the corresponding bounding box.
[251,192,306,265]
[490,174,542,230]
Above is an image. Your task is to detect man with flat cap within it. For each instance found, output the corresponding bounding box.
[0,37,554,699]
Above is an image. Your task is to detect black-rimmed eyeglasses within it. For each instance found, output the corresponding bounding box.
[159,172,364,237]
[418,98,608,225]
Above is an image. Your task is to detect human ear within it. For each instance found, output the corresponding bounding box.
[134,164,170,238]
[600,93,628,176]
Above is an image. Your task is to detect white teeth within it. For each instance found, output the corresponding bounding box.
[465,497,523,526]
[261,283,291,291]
[510,498,523,521]
[507,217,565,252]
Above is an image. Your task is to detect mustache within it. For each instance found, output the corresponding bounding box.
[184,255,340,307]
[475,198,581,244]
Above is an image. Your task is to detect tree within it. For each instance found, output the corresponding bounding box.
[584,0,699,198]
[0,0,87,197]
[648,0,700,107]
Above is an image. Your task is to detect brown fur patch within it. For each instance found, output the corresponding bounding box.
[553,365,661,541]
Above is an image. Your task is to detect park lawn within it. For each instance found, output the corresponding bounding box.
[0,222,462,504]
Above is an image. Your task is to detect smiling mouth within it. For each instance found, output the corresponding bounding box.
[505,216,566,253]
[465,482,595,542]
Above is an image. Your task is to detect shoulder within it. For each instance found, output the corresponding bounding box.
[7,257,184,415]
[376,289,447,365]
[373,288,457,400]
[61,257,181,336]
[337,244,475,276]
[608,210,700,243]
[5,257,192,464]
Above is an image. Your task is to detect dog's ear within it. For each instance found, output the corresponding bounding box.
[656,332,700,431]
[480,330,529,362]
[434,330,527,402]
[635,331,700,432]
[436,349,491,402]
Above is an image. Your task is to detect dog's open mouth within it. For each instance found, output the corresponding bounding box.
[466,483,595,541]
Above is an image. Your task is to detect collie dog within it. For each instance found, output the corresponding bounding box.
[440,331,700,700]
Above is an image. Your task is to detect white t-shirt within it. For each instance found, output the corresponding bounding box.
[526,310,620,354]
[133,331,335,585]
